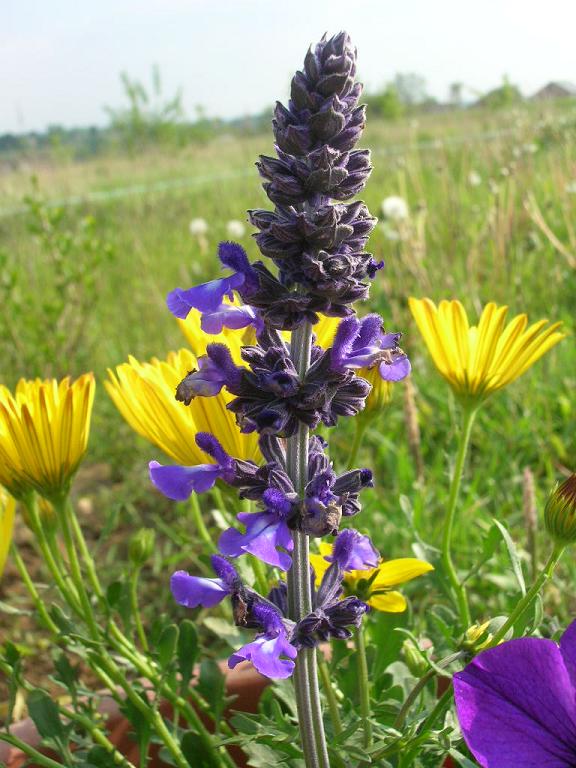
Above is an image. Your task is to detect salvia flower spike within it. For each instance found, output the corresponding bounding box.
[155,32,419,768]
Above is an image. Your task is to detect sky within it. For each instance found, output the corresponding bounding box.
[1,0,575,134]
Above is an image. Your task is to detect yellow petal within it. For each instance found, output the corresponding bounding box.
[371,558,434,588]
[368,591,407,612]
[0,489,16,580]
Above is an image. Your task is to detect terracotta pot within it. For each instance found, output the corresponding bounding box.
[0,661,269,768]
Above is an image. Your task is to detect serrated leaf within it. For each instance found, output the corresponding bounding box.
[493,519,526,596]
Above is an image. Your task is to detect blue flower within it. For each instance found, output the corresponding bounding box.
[149,433,235,501]
[218,488,294,570]
[228,603,297,679]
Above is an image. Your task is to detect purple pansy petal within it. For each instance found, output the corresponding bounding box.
[454,637,576,768]
[149,461,222,501]
[228,634,297,679]
[330,529,379,571]
[170,571,228,608]
[379,355,411,382]
[166,273,245,318]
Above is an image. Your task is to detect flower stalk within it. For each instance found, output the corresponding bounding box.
[441,405,477,627]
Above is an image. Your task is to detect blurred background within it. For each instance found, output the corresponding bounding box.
[0,0,574,693]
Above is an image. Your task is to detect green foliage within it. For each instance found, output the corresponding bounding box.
[105,65,185,152]
[0,180,113,379]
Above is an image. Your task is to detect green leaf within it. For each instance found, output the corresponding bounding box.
[158,624,179,669]
[27,689,67,742]
[177,619,198,688]
[197,660,226,721]
[0,600,31,616]
[493,519,526,596]
[180,731,220,768]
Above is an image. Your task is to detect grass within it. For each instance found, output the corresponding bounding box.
[0,99,575,676]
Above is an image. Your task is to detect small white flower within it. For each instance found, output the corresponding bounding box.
[226,219,246,239]
[381,196,409,222]
[189,218,208,236]
[565,180,576,195]
[468,171,482,187]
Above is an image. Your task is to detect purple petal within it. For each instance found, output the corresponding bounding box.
[170,571,228,608]
[331,529,380,571]
[218,242,259,295]
[200,304,259,334]
[149,461,222,501]
[379,355,411,382]
[166,273,245,318]
[228,634,297,679]
[560,619,576,690]
[218,513,293,570]
[454,637,576,767]
[195,432,234,469]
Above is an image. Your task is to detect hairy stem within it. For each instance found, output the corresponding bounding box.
[354,626,373,748]
[287,322,330,768]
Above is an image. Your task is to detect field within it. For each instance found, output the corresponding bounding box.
[0,100,575,733]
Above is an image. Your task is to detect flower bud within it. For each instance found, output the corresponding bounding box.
[402,638,429,676]
[129,528,156,567]
[544,474,576,545]
[461,621,492,652]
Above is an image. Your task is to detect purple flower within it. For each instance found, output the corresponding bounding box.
[331,315,410,382]
[200,303,263,335]
[329,529,379,571]
[218,487,294,570]
[149,433,235,501]
[171,555,241,608]
[228,603,297,679]
[175,344,243,403]
[454,619,576,767]
[166,242,258,320]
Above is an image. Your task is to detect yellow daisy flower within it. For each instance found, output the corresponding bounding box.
[106,348,260,466]
[0,375,95,500]
[408,298,565,403]
[0,487,16,580]
[310,542,433,612]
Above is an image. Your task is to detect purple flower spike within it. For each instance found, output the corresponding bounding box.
[454,619,576,767]
[167,272,246,319]
[149,461,223,501]
[218,488,294,570]
[170,570,229,608]
[228,602,297,679]
[330,529,379,571]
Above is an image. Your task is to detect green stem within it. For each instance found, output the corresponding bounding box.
[441,405,477,627]
[347,417,368,469]
[24,495,82,615]
[189,491,216,553]
[11,543,59,633]
[0,734,69,768]
[53,495,100,639]
[354,627,372,748]
[318,655,342,737]
[129,567,149,651]
[489,544,565,646]
[287,322,330,768]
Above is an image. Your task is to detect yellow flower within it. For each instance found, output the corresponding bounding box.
[0,375,95,500]
[0,487,16,580]
[409,298,565,403]
[106,348,260,466]
[310,542,433,612]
